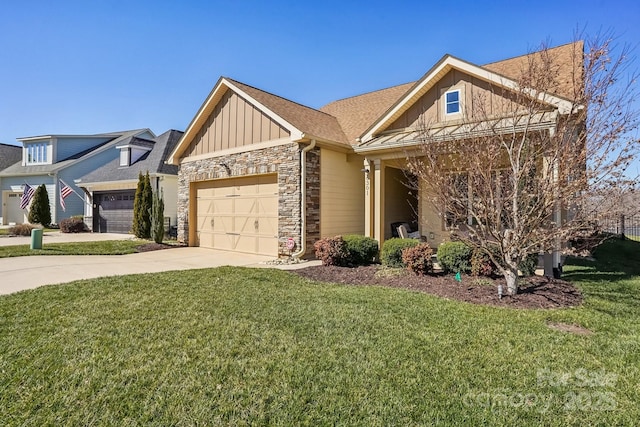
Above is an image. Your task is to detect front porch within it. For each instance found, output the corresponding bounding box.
[363,157,447,248]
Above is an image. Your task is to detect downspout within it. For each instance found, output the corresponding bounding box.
[292,139,316,259]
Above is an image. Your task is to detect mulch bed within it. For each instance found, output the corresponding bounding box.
[292,265,583,309]
[136,242,178,252]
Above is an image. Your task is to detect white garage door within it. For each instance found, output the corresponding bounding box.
[195,175,278,256]
[4,192,25,225]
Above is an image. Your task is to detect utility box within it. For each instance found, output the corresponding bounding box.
[30,228,43,250]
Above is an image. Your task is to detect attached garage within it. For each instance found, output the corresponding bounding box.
[2,192,25,225]
[194,175,278,256]
[93,190,136,233]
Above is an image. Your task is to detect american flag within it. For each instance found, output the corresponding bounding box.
[59,180,73,212]
[20,184,35,209]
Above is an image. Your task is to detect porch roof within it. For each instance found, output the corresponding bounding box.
[354,110,559,154]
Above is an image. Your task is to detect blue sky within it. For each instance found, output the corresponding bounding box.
[1,0,639,147]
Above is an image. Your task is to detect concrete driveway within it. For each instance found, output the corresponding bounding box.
[0,231,320,295]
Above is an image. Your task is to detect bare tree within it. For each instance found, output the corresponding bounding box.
[406,34,640,295]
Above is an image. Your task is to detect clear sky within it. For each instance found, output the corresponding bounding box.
[1,0,639,149]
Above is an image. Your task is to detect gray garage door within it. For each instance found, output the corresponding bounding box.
[93,190,136,233]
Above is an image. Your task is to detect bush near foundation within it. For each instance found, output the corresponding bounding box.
[437,241,472,274]
[471,249,494,277]
[381,238,420,268]
[402,243,434,275]
[314,236,349,266]
[343,234,378,266]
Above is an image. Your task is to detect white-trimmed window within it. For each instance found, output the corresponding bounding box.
[445,89,461,115]
[119,148,130,167]
[25,142,49,164]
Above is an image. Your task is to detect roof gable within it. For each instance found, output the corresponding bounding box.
[168,78,348,164]
[360,54,576,143]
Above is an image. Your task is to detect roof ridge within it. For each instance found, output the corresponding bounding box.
[323,81,415,106]
[482,40,582,66]
[224,77,339,120]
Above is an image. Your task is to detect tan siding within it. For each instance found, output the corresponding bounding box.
[236,96,246,145]
[184,90,290,158]
[389,69,532,132]
[320,149,365,237]
[229,92,238,148]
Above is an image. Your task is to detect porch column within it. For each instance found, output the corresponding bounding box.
[543,131,562,278]
[364,158,373,238]
[373,159,385,244]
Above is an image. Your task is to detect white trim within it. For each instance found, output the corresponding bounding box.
[444,89,461,115]
[361,55,574,143]
[167,78,305,165]
[177,137,293,164]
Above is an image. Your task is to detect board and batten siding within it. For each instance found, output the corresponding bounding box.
[389,69,531,131]
[184,90,290,158]
[320,148,365,237]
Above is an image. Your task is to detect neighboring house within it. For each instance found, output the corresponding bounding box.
[167,42,581,258]
[0,143,22,224]
[0,129,156,226]
[0,143,22,171]
[76,129,183,233]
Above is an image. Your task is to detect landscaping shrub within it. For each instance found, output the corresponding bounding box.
[150,189,165,244]
[518,253,539,277]
[343,234,378,265]
[437,241,472,274]
[133,172,152,238]
[470,248,496,277]
[8,223,42,236]
[314,236,349,266]
[402,243,434,275]
[381,238,419,268]
[59,216,87,233]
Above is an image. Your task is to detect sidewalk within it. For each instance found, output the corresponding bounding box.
[0,230,134,247]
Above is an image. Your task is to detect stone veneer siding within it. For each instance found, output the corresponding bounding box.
[177,142,320,257]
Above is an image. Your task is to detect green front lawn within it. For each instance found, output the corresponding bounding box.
[0,240,150,258]
[0,240,638,425]
[0,227,57,236]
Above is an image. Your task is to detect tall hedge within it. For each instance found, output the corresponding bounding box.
[150,189,165,244]
[133,172,153,238]
[28,184,51,226]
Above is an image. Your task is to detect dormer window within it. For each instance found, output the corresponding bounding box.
[120,147,131,166]
[117,142,151,167]
[25,142,50,165]
[445,89,461,115]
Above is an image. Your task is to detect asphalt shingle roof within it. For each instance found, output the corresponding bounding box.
[78,129,183,184]
[320,82,415,145]
[0,130,150,177]
[0,143,21,172]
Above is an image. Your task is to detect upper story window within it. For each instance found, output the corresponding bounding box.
[25,142,49,164]
[445,89,461,115]
[119,148,131,167]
